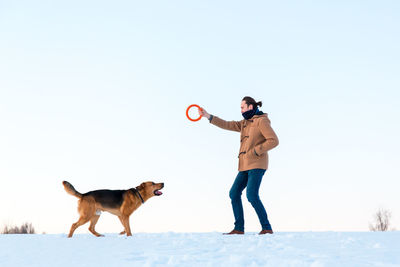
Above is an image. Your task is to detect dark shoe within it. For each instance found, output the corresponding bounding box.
[223,230,244,235]
[259,229,273,235]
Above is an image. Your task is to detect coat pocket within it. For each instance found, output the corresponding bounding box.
[246,147,260,160]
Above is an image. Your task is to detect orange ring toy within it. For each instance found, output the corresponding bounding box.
[186,104,203,122]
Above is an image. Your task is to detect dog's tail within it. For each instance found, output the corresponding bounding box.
[62,181,82,198]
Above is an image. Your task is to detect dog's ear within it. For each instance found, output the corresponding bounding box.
[138,183,145,190]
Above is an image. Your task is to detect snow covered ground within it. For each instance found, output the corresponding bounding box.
[0,232,399,267]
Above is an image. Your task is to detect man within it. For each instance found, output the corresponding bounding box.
[199,96,279,235]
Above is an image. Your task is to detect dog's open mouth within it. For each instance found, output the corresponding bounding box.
[154,190,163,196]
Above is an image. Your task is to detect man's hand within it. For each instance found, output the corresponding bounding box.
[199,107,211,120]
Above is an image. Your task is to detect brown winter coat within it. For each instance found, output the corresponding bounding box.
[210,113,279,171]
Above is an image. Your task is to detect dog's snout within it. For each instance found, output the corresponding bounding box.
[161,183,164,188]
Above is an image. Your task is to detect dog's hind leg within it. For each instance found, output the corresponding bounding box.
[88,215,103,237]
[68,216,90,238]
[68,197,95,238]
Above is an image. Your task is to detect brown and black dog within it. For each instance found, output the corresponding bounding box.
[62,181,164,238]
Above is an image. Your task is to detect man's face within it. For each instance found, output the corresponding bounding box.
[241,101,253,114]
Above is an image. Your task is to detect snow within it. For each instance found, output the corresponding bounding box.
[0,232,399,267]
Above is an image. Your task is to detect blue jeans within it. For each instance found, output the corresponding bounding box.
[229,169,272,232]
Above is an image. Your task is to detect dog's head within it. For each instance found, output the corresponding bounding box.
[137,181,164,199]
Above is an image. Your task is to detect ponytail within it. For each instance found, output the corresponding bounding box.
[242,96,262,110]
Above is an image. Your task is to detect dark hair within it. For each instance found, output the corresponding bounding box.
[242,96,262,110]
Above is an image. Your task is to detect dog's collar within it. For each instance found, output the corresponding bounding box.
[130,188,144,204]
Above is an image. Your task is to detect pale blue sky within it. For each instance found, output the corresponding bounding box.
[1,1,399,234]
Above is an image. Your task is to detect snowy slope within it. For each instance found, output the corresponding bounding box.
[0,232,399,267]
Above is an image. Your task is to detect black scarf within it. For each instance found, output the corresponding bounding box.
[242,107,262,120]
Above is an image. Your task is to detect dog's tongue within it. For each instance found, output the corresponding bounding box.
[155,190,163,195]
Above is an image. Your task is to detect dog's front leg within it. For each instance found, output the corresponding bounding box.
[118,216,126,235]
[119,216,132,236]
[124,216,132,236]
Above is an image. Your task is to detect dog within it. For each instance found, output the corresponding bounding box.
[62,180,164,237]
